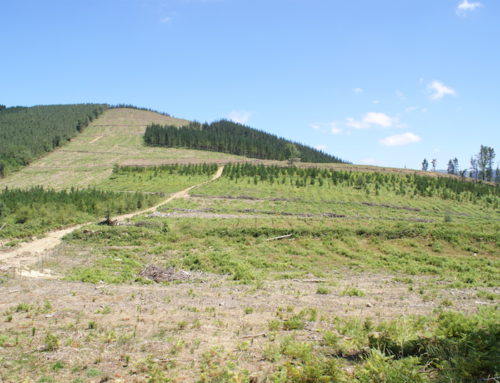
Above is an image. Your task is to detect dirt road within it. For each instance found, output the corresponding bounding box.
[0,166,224,275]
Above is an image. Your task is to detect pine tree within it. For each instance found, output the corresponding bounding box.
[447,160,455,175]
[470,157,479,181]
[422,158,429,171]
[452,158,459,175]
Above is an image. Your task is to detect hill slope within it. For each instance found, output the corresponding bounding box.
[0,108,243,189]
[0,104,107,174]
[144,120,345,163]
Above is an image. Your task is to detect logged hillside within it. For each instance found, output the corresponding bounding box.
[0,104,107,175]
[1,162,497,382]
[0,108,242,189]
[144,120,345,163]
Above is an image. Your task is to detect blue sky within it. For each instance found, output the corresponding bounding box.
[1,0,498,169]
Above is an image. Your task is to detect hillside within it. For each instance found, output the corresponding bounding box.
[0,104,107,175]
[144,120,345,163]
[0,108,242,189]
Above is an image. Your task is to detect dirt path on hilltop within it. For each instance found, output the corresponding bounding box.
[0,166,224,275]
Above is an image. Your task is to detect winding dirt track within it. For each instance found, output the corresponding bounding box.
[0,166,224,274]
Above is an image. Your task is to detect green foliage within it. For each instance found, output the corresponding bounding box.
[97,164,218,193]
[341,287,365,297]
[144,120,344,163]
[0,104,107,174]
[0,186,160,239]
[218,164,499,207]
[356,350,429,383]
[43,333,59,351]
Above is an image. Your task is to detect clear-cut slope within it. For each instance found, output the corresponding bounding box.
[0,108,241,189]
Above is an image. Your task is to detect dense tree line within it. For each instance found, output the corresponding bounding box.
[0,186,160,238]
[222,163,499,207]
[0,104,107,175]
[108,104,171,117]
[144,120,345,163]
[113,163,218,176]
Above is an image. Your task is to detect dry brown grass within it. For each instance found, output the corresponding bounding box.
[0,270,490,382]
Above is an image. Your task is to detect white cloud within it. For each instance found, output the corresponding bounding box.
[346,112,397,130]
[353,88,363,94]
[372,100,381,105]
[227,110,252,124]
[310,121,341,135]
[364,112,395,128]
[429,81,456,100]
[457,0,482,14]
[331,126,342,135]
[380,132,421,147]
[315,144,327,151]
[346,117,370,130]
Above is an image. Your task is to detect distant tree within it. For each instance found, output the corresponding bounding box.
[486,147,496,181]
[0,105,6,111]
[495,166,500,184]
[422,158,429,171]
[0,162,4,178]
[477,145,496,181]
[459,169,467,180]
[470,157,479,182]
[286,143,301,166]
[477,146,488,181]
[431,159,437,172]
[452,158,459,175]
[447,160,455,175]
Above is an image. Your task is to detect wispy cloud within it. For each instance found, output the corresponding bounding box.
[315,144,327,151]
[364,112,395,128]
[346,112,398,130]
[352,88,363,94]
[331,126,342,135]
[380,132,421,147]
[310,121,341,135]
[227,110,252,124]
[456,0,482,15]
[428,81,456,100]
[160,15,173,23]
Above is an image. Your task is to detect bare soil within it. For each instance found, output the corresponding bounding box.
[0,271,493,382]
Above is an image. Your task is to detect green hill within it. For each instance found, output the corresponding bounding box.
[144,120,345,163]
[0,104,107,175]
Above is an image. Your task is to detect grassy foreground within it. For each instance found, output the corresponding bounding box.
[0,164,498,382]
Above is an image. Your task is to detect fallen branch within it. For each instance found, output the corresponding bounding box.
[292,279,325,283]
[241,333,267,339]
[266,234,293,241]
[0,223,5,231]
